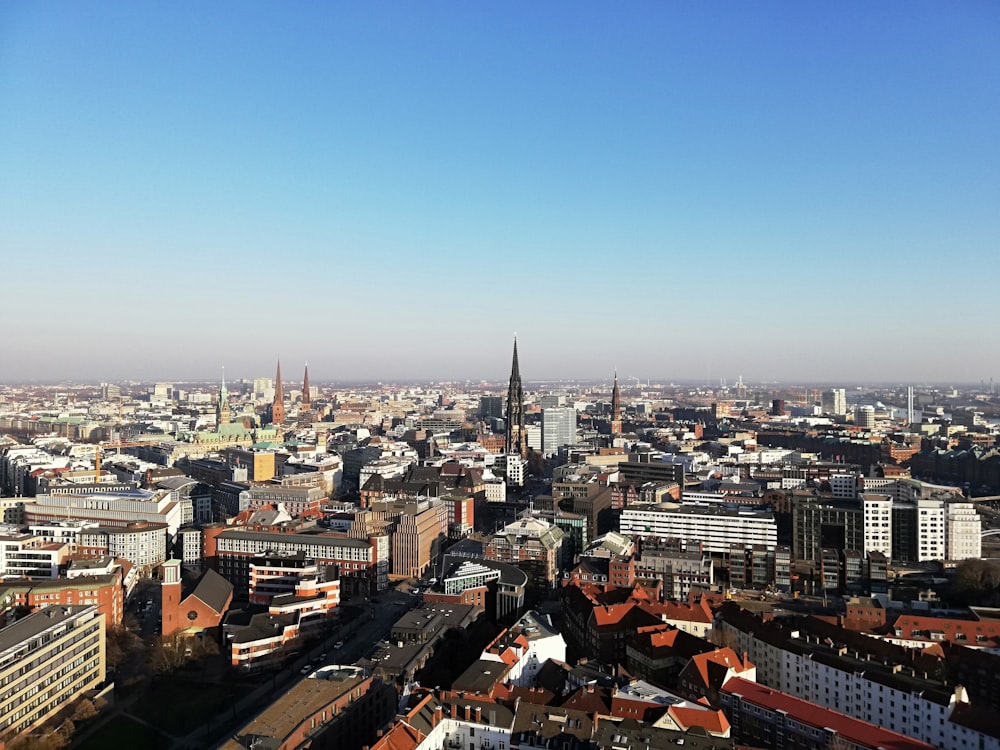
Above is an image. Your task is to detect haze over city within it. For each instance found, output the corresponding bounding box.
[2,3,998,383]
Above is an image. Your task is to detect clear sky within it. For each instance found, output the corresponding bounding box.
[1,2,998,385]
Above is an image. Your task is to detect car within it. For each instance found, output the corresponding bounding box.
[333,641,344,649]
[319,652,327,660]
[300,666,312,675]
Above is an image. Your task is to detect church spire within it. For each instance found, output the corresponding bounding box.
[611,369,622,435]
[302,362,311,408]
[505,336,525,457]
[217,366,231,426]
[272,358,285,425]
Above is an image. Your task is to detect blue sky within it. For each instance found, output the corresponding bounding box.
[1,2,998,384]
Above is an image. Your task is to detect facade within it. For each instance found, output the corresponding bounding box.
[714,604,999,750]
[221,666,396,750]
[208,528,377,595]
[861,494,893,560]
[21,488,184,537]
[240,484,325,518]
[80,522,168,571]
[542,407,576,457]
[486,517,566,593]
[0,573,124,628]
[0,605,105,740]
[946,502,982,560]
[721,677,936,750]
[620,503,777,555]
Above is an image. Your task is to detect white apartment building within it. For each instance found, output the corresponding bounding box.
[506,610,566,688]
[862,494,892,560]
[0,533,66,579]
[498,454,526,488]
[715,611,999,750]
[484,478,506,502]
[619,503,777,555]
[947,502,982,560]
[917,499,946,561]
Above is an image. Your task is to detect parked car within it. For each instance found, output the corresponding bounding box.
[300,666,312,675]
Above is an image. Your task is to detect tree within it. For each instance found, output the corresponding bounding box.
[949,559,1000,607]
[72,698,98,722]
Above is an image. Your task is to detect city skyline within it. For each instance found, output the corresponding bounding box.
[2,3,998,383]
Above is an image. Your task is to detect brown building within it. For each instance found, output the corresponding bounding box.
[352,498,448,580]
[0,570,124,628]
[221,666,396,750]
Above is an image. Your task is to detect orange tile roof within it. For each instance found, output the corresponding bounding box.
[668,705,730,736]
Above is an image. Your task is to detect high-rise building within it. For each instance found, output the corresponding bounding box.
[822,388,847,416]
[505,338,525,458]
[272,359,285,426]
[478,395,503,419]
[856,404,876,429]
[542,406,576,457]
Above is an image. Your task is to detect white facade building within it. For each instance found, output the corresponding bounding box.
[946,502,982,561]
[862,494,893,560]
[916,499,946,561]
[619,503,777,555]
[716,613,999,750]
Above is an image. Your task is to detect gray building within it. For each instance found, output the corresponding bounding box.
[542,407,576,457]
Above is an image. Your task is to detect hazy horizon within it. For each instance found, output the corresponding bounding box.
[2,3,998,383]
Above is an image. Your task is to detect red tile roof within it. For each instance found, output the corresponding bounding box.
[721,677,936,750]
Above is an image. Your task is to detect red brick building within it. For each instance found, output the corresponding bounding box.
[161,559,233,638]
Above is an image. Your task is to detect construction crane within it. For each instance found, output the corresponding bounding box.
[94,439,149,484]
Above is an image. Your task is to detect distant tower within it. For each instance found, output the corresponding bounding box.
[302,363,311,409]
[611,371,622,435]
[907,386,914,426]
[216,367,231,426]
[505,337,526,457]
[272,359,285,426]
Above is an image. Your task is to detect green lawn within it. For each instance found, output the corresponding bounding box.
[130,678,256,736]
[75,716,171,750]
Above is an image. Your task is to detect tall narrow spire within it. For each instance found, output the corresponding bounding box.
[217,366,231,426]
[302,362,311,409]
[505,336,525,457]
[272,358,285,425]
[611,370,622,435]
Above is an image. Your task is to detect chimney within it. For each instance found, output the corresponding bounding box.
[464,705,472,720]
[434,704,443,726]
[475,706,482,722]
[451,703,458,719]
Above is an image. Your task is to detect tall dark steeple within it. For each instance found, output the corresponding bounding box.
[272,359,285,426]
[611,370,622,436]
[302,363,311,409]
[505,336,526,457]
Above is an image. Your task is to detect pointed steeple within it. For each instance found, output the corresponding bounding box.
[611,369,622,435]
[272,358,285,425]
[217,367,231,426]
[505,336,525,457]
[302,362,311,409]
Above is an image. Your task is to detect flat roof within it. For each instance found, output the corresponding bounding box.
[0,605,97,654]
